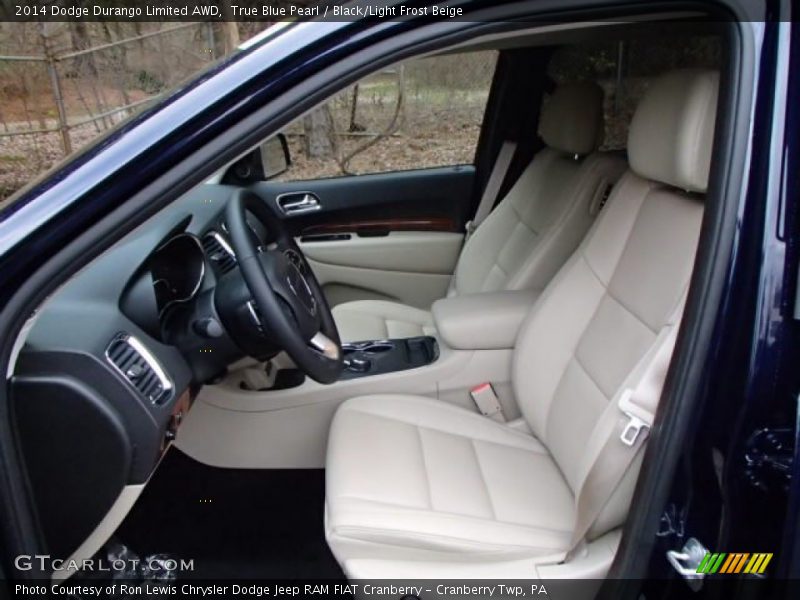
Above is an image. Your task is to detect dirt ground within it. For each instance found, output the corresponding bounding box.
[0,79,148,123]
[280,104,484,182]
[0,83,488,202]
[0,77,154,201]
[0,50,495,202]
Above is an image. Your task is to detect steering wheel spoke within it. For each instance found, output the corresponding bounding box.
[308,331,341,361]
[225,190,343,383]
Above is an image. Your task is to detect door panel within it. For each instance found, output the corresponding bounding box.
[302,231,463,308]
[253,167,473,306]
[253,166,474,233]
[301,231,462,274]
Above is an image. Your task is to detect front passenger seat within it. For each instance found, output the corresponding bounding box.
[324,69,719,577]
[332,81,626,342]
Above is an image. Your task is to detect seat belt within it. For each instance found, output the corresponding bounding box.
[465,140,517,239]
[566,321,681,557]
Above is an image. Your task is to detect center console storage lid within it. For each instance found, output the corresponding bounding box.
[432,289,541,350]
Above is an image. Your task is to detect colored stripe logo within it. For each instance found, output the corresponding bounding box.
[696,552,773,574]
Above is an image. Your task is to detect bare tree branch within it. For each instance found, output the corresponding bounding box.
[338,65,405,175]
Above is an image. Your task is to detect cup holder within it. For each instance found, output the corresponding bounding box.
[361,342,394,354]
[342,341,395,355]
[339,336,439,380]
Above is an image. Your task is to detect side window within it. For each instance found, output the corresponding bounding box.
[548,33,721,150]
[277,51,497,181]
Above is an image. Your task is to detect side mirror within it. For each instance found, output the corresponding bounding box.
[260,133,291,180]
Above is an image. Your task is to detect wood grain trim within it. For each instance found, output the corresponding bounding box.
[302,217,458,235]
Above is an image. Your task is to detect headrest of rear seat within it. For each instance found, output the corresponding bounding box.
[628,69,720,193]
[538,81,604,156]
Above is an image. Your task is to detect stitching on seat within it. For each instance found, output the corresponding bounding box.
[414,422,547,455]
[579,247,610,287]
[496,224,538,279]
[604,286,659,335]
[490,261,508,277]
[482,263,508,292]
[578,183,650,292]
[587,190,662,331]
[508,202,541,237]
[343,403,546,453]
[539,255,606,438]
[470,439,497,520]
[505,160,607,290]
[333,525,564,555]
[572,353,610,402]
[334,496,574,538]
[416,426,434,510]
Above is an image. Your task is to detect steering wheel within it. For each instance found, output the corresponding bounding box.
[225,189,343,383]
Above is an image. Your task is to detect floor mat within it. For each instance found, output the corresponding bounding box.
[115,448,345,580]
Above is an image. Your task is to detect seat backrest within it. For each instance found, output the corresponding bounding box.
[452,82,626,296]
[512,69,719,537]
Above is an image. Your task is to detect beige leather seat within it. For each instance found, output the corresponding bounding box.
[325,69,719,577]
[332,82,626,342]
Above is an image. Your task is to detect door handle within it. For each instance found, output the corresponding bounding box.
[276,192,321,215]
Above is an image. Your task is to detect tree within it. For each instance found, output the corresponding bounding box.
[303,106,338,159]
[219,1,240,54]
[337,64,406,174]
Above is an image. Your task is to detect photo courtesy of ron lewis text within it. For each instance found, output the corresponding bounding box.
[14,582,557,599]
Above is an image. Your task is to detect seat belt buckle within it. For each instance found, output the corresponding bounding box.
[620,413,649,446]
[618,388,653,446]
[470,383,505,422]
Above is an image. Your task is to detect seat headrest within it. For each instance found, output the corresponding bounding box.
[538,82,604,156]
[628,69,720,193]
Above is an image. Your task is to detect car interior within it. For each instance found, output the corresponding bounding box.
[7,16,729,588]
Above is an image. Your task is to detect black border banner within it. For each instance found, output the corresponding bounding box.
[5,577,796,600]
[0,1,475,22]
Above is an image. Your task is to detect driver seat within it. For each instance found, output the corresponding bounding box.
[324,69,719,577]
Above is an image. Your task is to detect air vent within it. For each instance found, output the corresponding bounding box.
[106,334,173,405]
[202,230,237,274]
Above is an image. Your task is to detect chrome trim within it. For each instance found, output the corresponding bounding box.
[284,248,304,268]
[275,191,321,215]
[204,230,236,261]
[309,331,340,360]
[154,232,206,317]
[246,300,264,332]
[105,333,173,404]
[285,262,316,316]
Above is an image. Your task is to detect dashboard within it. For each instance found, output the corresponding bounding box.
[10,183,260,560]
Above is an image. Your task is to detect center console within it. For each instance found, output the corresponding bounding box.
[340,336,439,379]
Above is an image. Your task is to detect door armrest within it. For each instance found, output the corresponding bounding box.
[432,289,540,350]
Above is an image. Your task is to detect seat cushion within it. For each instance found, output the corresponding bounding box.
[325,395,575,563]
[332,300,435,342]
